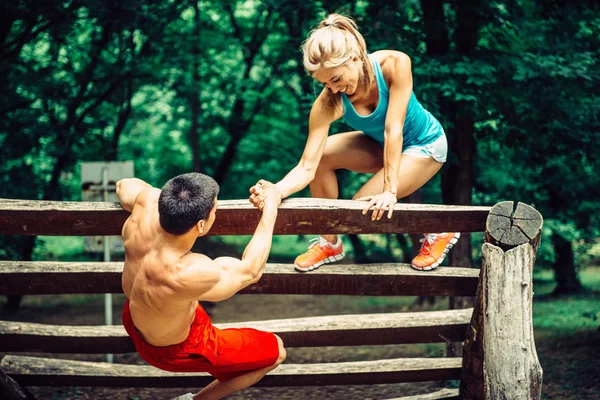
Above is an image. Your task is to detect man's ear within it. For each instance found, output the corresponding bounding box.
[197,220,205,235]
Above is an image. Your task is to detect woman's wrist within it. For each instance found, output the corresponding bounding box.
[383,187,397,196]
[274,183,285,200]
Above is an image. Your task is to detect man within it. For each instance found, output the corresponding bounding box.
[117,173,286,400]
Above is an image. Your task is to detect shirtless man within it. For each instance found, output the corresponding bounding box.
[117,173,286,400]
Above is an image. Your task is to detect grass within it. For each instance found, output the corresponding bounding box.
[533,267,600,332]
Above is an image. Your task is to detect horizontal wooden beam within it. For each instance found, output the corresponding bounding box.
[0,261,480,296]
[0,308,472,353]
[1,355,462,387]
[385,388,459,399]
[0,198,490,236]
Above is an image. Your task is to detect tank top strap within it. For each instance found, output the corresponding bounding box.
[367,54,389,95]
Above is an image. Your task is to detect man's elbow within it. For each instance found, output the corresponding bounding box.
[116,179,136,211]
[116,179,131,196]
[242,265,265,285]
[249,269,264,285]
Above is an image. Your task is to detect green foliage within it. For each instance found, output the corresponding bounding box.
[1,0,598,275]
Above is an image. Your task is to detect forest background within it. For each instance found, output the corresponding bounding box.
[1,0,599,399]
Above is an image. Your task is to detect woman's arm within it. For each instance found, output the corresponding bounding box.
[358,51,413,220]
[383,52,413,194]
[250,91,342,208]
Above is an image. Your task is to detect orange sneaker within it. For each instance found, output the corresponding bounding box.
[294,237,345,272]
[411,232,460,271]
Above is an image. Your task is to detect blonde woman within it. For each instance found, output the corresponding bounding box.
[250,13,459,272]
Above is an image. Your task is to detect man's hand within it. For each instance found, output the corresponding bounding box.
[249,180,282,211]
[356,191,398,221]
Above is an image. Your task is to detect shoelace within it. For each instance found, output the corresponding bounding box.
[418,233,440,256]
[308,237,327,253]
[305,237,329,255]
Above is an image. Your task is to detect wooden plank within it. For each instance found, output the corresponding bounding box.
[0,308,473,353]
[0,198,490,236]
[385,388,459,399]
[0,261,480,296]
[1,355,462,387]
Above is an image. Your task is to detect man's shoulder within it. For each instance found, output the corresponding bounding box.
[172,253,222,292]
[179,252,214,270]
[127,188,161,220]
[135,187,161,206]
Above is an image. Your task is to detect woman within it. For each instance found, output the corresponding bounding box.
[249,13,459,272]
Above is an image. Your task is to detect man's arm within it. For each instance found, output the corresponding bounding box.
[116,178,153,212]
[179,183,281,302]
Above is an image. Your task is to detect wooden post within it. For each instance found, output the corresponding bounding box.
[0,367,37,400]
[460,201,543,399]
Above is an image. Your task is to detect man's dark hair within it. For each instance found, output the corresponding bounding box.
[158,173,220,236]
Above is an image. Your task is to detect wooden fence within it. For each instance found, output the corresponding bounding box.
[0,198,543,399]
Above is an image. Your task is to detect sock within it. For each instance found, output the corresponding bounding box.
[322,236,341,248]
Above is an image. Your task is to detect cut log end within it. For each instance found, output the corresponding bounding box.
[485,202,543,250]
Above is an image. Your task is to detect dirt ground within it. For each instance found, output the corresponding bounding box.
[2,290,599,400]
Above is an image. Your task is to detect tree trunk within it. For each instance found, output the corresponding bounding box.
[347,234,369,263]
[4,234,36,310]
[551,232,583,294]
[108,77,133,161]
[395,233,412,264]
[189,0,202,173]
[213,134,243,185]
[440,0,481,358]
[443,101,476,356]
[461,201,543,399]
[420,0,450,55]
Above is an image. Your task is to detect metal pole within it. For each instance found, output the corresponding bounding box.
[102,167,114,364]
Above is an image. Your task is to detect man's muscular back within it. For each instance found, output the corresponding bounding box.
[117,175,280,348]
[121,189,209,346]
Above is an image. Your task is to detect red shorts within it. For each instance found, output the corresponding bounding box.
[122,300,279,381]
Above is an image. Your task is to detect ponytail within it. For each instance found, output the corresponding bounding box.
[302,14,374,109]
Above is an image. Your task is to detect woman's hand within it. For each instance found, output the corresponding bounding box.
[249,180,282,211]
[356,191,398,220]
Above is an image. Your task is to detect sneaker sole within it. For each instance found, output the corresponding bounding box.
[295,252,345,272]
[411,233,461,271]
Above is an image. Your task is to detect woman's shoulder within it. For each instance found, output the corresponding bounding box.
[370,50,411,82]
[310,88,344,122]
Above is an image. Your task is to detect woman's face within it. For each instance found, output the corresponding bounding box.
[313,58,362,95]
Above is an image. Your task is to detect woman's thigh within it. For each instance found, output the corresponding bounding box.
[353,154,444,199]
[320,131,383,174]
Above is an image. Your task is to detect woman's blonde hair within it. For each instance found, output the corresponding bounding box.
[302,14,374,110]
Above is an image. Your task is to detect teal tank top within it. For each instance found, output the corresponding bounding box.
[341,54,442,147]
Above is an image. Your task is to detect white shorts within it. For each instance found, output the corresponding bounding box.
[402,132,448,163]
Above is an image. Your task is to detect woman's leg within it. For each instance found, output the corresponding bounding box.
[309,131,383,244]
[299,132,453,272]
[294,132,383,271]
[352,154,443,200]
[352,154,458,271]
